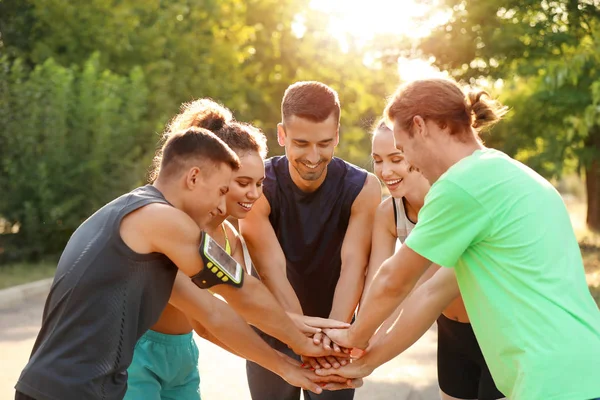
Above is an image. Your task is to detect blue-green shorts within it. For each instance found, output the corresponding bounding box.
[124,330,201,400]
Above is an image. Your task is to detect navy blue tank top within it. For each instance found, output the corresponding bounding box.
[261,156,367,318]
[16,185,178,400]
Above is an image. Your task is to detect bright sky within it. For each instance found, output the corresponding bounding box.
[310,0,451,41]
[309,0,452,80]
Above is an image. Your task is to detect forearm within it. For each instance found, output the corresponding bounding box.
[260,271,303,314]
[370,302,403,346]
[349,258,416,346]
[361,285,448,370]
[170,283,290,374]
[183,294,291,376]
[190,319,241,357]
[370,263,441,345]
[214,275,308,351]
[329,266,366,323]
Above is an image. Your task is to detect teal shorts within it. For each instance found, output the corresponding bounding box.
[124,330,201,400]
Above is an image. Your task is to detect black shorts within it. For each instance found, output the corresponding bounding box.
[437,314,505,400]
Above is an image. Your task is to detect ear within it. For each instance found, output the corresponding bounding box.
[277,123,286,147]
[413,115,427,138]
[185,166,202,190]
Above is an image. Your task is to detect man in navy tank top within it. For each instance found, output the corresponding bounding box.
[241,81,382,399]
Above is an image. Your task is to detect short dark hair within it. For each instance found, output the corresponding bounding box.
[151,127,240,181]
[281,81,341,124]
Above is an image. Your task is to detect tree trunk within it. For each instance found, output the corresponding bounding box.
[585,126,600,232]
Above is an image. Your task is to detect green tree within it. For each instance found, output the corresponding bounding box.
[0,54,148,262]
[418,0,600,230]
[0,0,394,264]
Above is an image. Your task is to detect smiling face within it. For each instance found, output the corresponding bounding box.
[224,151,265,219]
[371,126,428,199]
[278,113,339,186]
[181,162,232,228]
[392,116,439,183]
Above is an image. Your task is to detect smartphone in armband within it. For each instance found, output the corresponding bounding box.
[192,231,244,289]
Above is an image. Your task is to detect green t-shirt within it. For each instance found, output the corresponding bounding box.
[406,148,600,400]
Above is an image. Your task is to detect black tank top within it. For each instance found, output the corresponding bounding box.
[261,156,367,318]
[16,185,178,400]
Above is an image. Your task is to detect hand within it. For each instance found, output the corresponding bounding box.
[291,336,331,358]
[315,357,374,380]
[293,336,343,358]
[287,312,351,336]
[323,328,369,351]
[301,355,349,370]
[277,357,349,395]
[321,378,364,391]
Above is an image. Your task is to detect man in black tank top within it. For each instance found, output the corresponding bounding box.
[241,81,382,399]
[15,126,338,400]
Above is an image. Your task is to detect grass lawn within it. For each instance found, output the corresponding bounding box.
[0,260,56,290]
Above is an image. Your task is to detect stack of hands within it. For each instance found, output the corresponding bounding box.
[281,313,374,395]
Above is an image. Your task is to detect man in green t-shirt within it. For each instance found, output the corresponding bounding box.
[319,79,600,400]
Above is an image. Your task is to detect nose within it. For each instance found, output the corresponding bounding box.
[216,196,227,216]
[381,162,394,179]
[305,145,320,164]
[247,185,260,201]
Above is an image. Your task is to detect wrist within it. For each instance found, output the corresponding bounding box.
[265,349,290,377]
[355,353,376,376]
[348,324,368,349]
[289,332,309,355]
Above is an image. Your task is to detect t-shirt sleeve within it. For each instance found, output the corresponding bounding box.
[405,179,492,268]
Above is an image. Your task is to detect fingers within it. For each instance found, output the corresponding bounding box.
[332,341,342,353]
[325,356,340,368]
[316,357,331,369]
[313,331,323,345]
[303,316,351,329]
[300,336,347,358]
[299,369,326,395]
[284,365,324,395]
[313,365,341,377]
[322,334,332,351]
[303,380,323,395]
[315,363,362,379]
[334,355,349,366]
[302,325,322,335]
[322,378,364,391]
[311,373,350,384]
[302,357,320,370]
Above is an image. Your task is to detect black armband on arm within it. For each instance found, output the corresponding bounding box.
[191,231,244,289]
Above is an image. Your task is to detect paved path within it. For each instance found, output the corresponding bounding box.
[0,293,440,400]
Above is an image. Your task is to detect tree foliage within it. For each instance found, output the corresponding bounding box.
[0,0,396,262]
[0,54,149,261]
[419,0,600,229]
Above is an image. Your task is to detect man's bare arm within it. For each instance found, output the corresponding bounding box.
[317,268,459,379]
[189,318,240,356]
[239,195,303,314]
[369,263,441,345]
[346,244,432,349]
[123,204,333,358]
[168,273,344,393]
[329,174,381,323]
